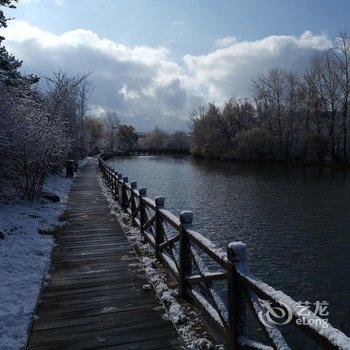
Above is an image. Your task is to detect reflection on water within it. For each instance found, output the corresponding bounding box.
[108,155,350,346]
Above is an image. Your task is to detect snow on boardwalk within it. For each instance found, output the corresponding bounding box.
[26,159,183,350]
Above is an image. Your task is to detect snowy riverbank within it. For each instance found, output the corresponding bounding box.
[0,168,78,350]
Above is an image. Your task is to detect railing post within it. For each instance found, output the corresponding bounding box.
[109,168,112,186]
[107,167,111,185]
[154,196,165,260]
[121,176,129,210]
[139,188,147,233]
[113,171,118,201]
[226,242,247,350]
[179,210,193,299]
[111,170,116,196]
[117,173,123,206]
[130,181,137,221]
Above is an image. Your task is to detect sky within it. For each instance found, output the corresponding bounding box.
[2,0,350,131]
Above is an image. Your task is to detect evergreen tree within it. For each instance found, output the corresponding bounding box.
[0,0,38,87]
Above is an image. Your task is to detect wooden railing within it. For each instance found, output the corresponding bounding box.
[98,157,350,350]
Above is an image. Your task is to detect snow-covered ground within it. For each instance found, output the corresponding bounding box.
[0,167,79,350]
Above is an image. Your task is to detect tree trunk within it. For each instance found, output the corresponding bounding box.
[343,108,348,162]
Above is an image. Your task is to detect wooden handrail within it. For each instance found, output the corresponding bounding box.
[159,208,181,230]
[187,229,228,269]
[98,156,350,350]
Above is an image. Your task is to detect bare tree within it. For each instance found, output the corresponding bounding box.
[117,124,138,150]
[84,116,104,153]
[43,71,89,119]
[302,70,326,161]
[42,71,93,155]
[330,31,350,162]
[311,51,342,163]
[189,99,255,159]
[77,79,94,150]
[253,68,289,158]
[222,98,256,136]
[103,111,120,151]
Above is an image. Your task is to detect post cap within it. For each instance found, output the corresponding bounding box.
[123,176,129,183]
[155,196,165,207]
[139,187,147,196]
[180,211,193,224]
[227,242,247,262]
[131,181,137,189]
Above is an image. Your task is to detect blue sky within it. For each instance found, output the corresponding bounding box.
[12,0,350,56]
[2,0,347,130]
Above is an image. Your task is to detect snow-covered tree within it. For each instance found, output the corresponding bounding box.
[0,87,70,200]
[0,1,91,199]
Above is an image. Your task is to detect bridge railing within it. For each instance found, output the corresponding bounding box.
[99,157,350,350]
[127,148,190,155]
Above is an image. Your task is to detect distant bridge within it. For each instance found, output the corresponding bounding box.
[126,148,190,156]
[100,148,190,159]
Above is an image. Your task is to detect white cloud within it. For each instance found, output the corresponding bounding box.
[119,84,141,100]
[1,21,332,130]
[21,0,65,5]
[1,20,196,130]
[214,36,236,48]
[184,31,331,102]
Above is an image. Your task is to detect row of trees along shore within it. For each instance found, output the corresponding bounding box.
[84,115,189,153]
[190,32,350,164]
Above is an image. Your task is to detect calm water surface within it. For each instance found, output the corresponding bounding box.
[108,155,350,345]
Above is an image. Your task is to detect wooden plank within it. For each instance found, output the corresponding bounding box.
[40,280,141,298]
[31,314,173,339]
[29,327,178,350]
[36,296,161,317]
[30,325,177,347]
[48,265,143,279]
[38,290,149,309]
[32,307,166,331]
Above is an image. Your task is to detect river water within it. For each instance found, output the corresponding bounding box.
[107,155,350,346]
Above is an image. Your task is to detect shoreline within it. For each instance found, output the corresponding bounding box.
[190,153,350,170]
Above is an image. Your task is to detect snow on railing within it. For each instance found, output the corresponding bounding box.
[98,156,350,350]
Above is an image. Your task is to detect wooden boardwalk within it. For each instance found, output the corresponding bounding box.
[26,159,183,350]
